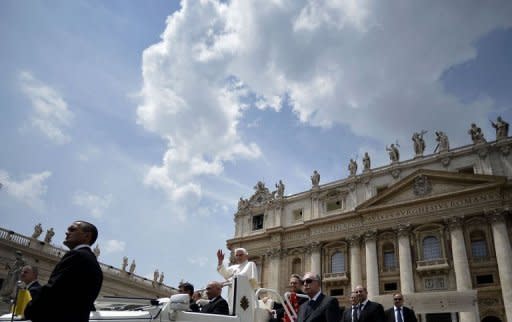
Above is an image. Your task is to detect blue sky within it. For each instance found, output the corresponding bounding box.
[1,0,511,290]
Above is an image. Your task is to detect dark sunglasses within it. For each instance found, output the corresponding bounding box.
[394,298,403,301]
[303,278,317,284]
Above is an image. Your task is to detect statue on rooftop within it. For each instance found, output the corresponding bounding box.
[491,116,509,140]
[159,272,165,284]
[0,251,25,299]
[44,227,55,243]
[412,130,427,157]
[122,256,128,271]
[275,180,285,198]
[32,223,43,239]
[311,170,320,187]
[93,244,100,258]
[129,259,136,274]
[362,152,371,171]
[435,131,450,153]
[348,159,357,176]
[386,143,400,163]
[468,123,486,144]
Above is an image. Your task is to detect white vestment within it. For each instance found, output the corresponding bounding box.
[217,260,259,313]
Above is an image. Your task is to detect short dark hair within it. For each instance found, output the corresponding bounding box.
[179,282,194,296]
[77,221,98,245]
[290,274,302,282]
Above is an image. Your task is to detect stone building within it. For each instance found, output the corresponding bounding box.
[228,134,512,322]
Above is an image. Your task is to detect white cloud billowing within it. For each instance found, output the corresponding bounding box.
[0,169,52,210]
[19,71,73,144]
[73,191,113,218]
[138,0,512,212]
[103,239,126,253]
[187,256,209,267]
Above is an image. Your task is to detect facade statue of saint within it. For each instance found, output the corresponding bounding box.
[412,130,427,157]
[159,272,165,284]
[93,244,100,258]
[311,170,320,187]
[152,269,159,287]
[275,180,285,198]
[386,144,400,162]
[435,131,450,153]
[129,260,136,274]
[362,152,371,171]
[0,251,25,299]
[44,227,55,243]
[348,159,357,176]
[491,116,509,140]
[32,223,43,239]
[468,123,486,144]
[122,256,128,271]
[238,197,249,210]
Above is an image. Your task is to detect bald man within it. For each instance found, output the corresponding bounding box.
[200,281,229,315]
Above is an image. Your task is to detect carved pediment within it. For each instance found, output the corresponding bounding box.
[357,169,506,211]
[248,181,274,207]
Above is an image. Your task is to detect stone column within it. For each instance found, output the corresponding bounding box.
[349,236,362,291]
[490,212,512,322]
[448,217,477,322]
[397,224,415,293]
[308,242,322,274]
[364,231,379,298]
[266,248,281,291]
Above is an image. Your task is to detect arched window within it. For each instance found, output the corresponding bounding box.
[292,258,301,275]
[382,243,396,269]
[470,230,488,258]
[331,252,345,273]
[422,236,441,260]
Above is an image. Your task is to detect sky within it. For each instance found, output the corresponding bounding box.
[1,0,511,291]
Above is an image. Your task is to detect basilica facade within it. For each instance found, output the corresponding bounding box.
[227,132,511,322]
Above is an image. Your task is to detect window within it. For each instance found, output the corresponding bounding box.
[326,199,342,212]
[384,282,398,291]
[252,214,264,230]
[470,231,488,258]
[422,236,441,260]
[382,243,396,269]
[292,258,301,275]
[476,274,494,285]
[458,166,474,174]
[331,252,345,273]
[330,289,344,296]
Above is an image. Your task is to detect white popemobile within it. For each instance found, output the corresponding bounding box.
[0,276,301,322]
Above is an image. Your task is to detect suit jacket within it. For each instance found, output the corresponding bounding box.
[385,306,418,322]
[25,246,103,322]
[359,300,385,322]
[200,296,230,315]
[27,281,42,300]
[297,293,341,322]
[341,305,359,322]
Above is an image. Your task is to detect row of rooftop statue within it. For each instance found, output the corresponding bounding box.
[239,117,510,209]
[30,223,101,257]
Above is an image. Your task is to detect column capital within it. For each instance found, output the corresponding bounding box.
[265,247,282,259]
[349,235,361,247]
[397,224,411,237]
[487,210,507,224]
[446,216,465,231]
[306,241,322,254]
[364,230,377,242]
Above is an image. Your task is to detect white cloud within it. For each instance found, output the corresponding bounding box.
[0,169,51,210]
[138,0,512,214]
[19,71,73,144]
[73,191,113,218]
[103,239,126,253]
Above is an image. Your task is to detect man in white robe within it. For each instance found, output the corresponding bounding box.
[216,247,259,313]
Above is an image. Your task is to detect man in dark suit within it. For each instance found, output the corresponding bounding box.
[24,221,103,322]
[354,285,385,322]
[385,293,417,322]
[20,265,42,299]
[297,272,341,322]
[200,281,229,315]
[342,291,360,322]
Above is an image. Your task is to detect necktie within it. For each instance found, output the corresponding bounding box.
[352,305,358,322]
[396,307,403,322]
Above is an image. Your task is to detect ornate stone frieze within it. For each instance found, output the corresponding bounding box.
[283,231,309,242]
[413,175,432,196]
[440,155,451,167]
[397,224,411,237]
[265,247,282,258]
[348,235,360,247]
[446,216,464,231]
[499,143,511,156]
[486,209,506,224]
[306,241,321,253]
[474,145,489,159]
[390,168,401,179]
